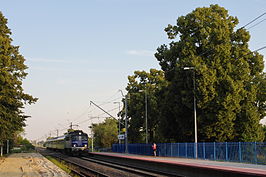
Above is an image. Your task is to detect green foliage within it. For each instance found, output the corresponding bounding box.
[11,134,35,152]
[91,118,118,148]
[122,4,265,143]
[256,73,266,120]
[154,4,265,142]
[0,11,37,144]
[125,69,168,143]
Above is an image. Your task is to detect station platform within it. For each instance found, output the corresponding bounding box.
[0,153,71,177]
[90,152,266,176]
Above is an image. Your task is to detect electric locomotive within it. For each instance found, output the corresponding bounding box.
[44,129,88,155]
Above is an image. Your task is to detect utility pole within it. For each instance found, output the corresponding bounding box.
[184,67,197,158]
[139,89,148,144]
[145,90,148,144]
[114,102,121,144]
[89,126,94,152]
[119,90,129,153]
[69,122,78,130]
[125,94,128,153]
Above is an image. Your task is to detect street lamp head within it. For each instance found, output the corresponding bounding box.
[183,66,194,70]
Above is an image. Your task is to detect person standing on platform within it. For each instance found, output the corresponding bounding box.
[152,143,157,156]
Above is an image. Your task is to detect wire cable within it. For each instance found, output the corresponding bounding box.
[253,46,266,52]
[247,19,266,30]
[95,107,119,117]
[241,12,266,29]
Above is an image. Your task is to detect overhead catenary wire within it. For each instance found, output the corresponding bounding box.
[87,96,122,117]
[240,12,266,29]
[66,92,122,124]
[247,19,266,30]
[95,90,122,107]
[65,95,122,127]
[102,90,121,102]
[76,116,109,125]
[69,93,123,128]
[98,96,123,106]
[75,104,120,126]
[253,46,266,52]
[94,107,119,118]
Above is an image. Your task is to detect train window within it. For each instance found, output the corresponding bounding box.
[71,136,87,141]
[71,136,78,140]
[81,136,87,140]
[65,136,70,141]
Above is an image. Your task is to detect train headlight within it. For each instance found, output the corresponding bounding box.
[73,144,76,147]
[84,144,87,147]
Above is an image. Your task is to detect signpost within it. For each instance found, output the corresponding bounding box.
[118,134,125,140]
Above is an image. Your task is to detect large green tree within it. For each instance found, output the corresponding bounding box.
[91,118,118,148]
[0,12,37,146]
[125,69,168,143]
[155,4,265,142]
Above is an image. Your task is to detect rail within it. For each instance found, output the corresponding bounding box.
[39,148,173,176]
[81,156,173,176]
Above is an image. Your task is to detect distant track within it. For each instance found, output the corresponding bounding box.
[38,148,109,176]
[38,148,179,176]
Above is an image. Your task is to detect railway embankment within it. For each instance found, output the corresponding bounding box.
[0,152,71,177]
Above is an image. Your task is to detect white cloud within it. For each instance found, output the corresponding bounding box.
[126,50,154,57]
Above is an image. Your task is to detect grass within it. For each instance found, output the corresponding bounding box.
[45,156,72,174]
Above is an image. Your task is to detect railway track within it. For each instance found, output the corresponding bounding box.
[38,148,177,177]
[38,148,266,177]
[80,156,172,177]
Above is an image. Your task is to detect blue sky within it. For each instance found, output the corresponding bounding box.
[1,0,265,140]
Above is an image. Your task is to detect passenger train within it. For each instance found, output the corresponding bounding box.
[44,129,88,155]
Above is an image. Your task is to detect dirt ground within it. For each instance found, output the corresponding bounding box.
[0,153,71,177]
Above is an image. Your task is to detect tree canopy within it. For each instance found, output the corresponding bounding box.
[125,69,168,143]
[154,4,265,142]
[0,12,37,146]
[123,4,265,143]
[91,118,118,148]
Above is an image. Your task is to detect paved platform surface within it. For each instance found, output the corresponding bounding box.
[0,153,71,177]
[92,152,266,176]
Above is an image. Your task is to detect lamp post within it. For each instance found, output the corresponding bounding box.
[119,90,128,153]
[139,89,148,144]
[114,102,121,144]
[183,67,197,158]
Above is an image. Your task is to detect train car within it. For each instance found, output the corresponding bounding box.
[44,129,88,155]
[44,135,65,150]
